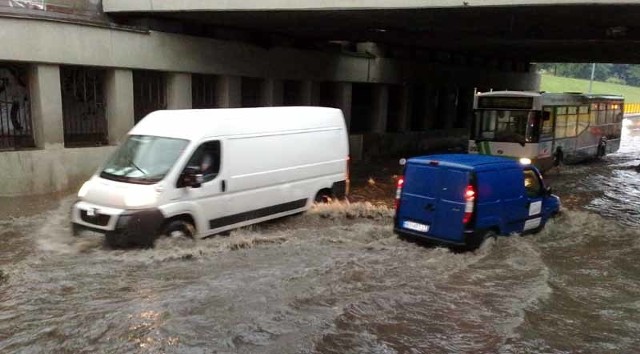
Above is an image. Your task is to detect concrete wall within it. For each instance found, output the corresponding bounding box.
[0,147,116,197]
[0,16,539,196]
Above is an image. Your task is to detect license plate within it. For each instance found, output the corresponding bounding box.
[402,220,430,233]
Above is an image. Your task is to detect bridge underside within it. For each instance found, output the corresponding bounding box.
[106,4,640,63]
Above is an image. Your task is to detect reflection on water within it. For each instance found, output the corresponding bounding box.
[0,129,639,353]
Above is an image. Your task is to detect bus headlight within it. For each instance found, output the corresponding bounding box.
[519,158,532,165]
[124,189,158,208]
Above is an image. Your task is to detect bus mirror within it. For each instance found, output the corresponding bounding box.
[543,111,551,121]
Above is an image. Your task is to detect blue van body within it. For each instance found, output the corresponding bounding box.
[394,154,561,246]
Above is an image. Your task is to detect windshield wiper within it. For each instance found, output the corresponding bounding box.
[127,157,147,176]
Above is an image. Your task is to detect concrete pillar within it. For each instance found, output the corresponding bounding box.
[336,82,353,130]
[216,75,241,108]
[443,87,458,130]
[29,64,64,149]
[105,69,134,145]
[166,72,192,109]
[263,79,284,106]
[424,86,438,130]
[301,81,320,106]
[398,85,411,132]
[371,85,389,133]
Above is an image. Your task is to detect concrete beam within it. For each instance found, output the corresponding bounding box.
[301,81,320,106]
[371,85,389,133]
[216,76,242,108]
[103,0,640,12]
[263,79,284,106]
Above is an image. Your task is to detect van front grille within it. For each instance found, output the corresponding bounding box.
[80,210,111,226]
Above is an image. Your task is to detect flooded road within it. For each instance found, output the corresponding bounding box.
[1,130,640,353]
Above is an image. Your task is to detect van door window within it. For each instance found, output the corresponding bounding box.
[185,141,221,183]
[523,169,543,198]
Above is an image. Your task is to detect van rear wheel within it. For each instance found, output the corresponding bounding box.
[314,189,334,203]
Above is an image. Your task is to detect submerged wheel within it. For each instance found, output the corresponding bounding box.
[314,189,334,204]
[161,219,196,239]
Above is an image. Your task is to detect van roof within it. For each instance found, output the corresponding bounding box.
[407,154,521,171]
[129,106,345,141]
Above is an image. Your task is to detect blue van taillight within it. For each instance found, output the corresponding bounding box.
[463,184,476,224]
[394,177,404,209]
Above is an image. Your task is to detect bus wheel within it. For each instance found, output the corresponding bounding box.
[553,148,564,167]
[597,142,607,157]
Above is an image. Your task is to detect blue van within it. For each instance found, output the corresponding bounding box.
[394,154,560,247]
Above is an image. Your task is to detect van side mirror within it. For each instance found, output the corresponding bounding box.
[179,166,203,188]
[545,186,553,195]
[399,158,407,166]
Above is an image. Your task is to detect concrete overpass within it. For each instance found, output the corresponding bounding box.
[1,0,638,195]
[103,0,640,63]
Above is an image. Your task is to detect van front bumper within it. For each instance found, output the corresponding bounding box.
[71,201,164,247]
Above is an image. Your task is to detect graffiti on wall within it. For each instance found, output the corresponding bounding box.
[0,65,30,136]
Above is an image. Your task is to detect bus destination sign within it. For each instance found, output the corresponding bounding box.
[477,96,534,110]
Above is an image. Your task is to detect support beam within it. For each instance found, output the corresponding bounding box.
[263,79,284,106]
[398,85,411,132]
[105,69,134,145]
[29,64,63,148]
[216,76,242,108]
[336,82,352,130]
[301,80,320,106]
[167,72,192,109]
[371,85,389,133]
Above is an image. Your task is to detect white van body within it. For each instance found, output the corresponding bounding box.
[71,107,349,247]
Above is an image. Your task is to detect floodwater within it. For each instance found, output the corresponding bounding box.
[1,130,640,353]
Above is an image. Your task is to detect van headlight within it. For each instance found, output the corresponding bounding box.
[124,189,158,208]
[519,157,532,165]
[77,181,91,199]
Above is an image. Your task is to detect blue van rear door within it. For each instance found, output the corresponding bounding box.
[398,163,468,243]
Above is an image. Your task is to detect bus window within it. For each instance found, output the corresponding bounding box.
[541,107,554,140]
[555,107,567,139]
[525,112,541,142]
[578,105,589,135]
[494,110,528,143]
[566,107,578,137]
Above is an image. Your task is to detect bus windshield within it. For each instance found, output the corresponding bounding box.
[100,135,189,184]
[473,110,540,144]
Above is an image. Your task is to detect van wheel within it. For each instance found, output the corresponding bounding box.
[314,189,334,203]
[162,220,195,239]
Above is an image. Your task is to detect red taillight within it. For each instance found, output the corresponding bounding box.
[394,177,404,209]
[463,184,475,224]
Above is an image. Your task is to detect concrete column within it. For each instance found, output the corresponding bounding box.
[29,64,64,149]
[263,79,284,106]
[166,72,192,109]
[424,86,438,130]
[105,69,134,145]
[443,87,458,130]
[336,82,353,130]
[216,75,241,108]
[301,81,320,106]
[397,85,411,132]
[371,85,389,133]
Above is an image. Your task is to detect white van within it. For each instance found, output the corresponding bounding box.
[71,107,349,247]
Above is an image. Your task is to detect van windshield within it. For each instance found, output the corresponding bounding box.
[100,135,189,184]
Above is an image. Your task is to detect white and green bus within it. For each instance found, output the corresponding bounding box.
[469,91,624,171]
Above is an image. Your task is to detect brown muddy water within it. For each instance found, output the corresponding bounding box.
[1,130,639,353]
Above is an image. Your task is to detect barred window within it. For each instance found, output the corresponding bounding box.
[0,63,34,150]
[60,66,107,147]
[133,70,166,123]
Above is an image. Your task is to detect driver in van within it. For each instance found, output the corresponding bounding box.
[200,153,215,177]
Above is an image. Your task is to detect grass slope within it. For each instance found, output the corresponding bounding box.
[541,74,640,102]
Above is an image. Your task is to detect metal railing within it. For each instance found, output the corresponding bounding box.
[624,103,640,115]
[133,70,166,123]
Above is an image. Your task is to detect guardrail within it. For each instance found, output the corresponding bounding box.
[624,103,640,115]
